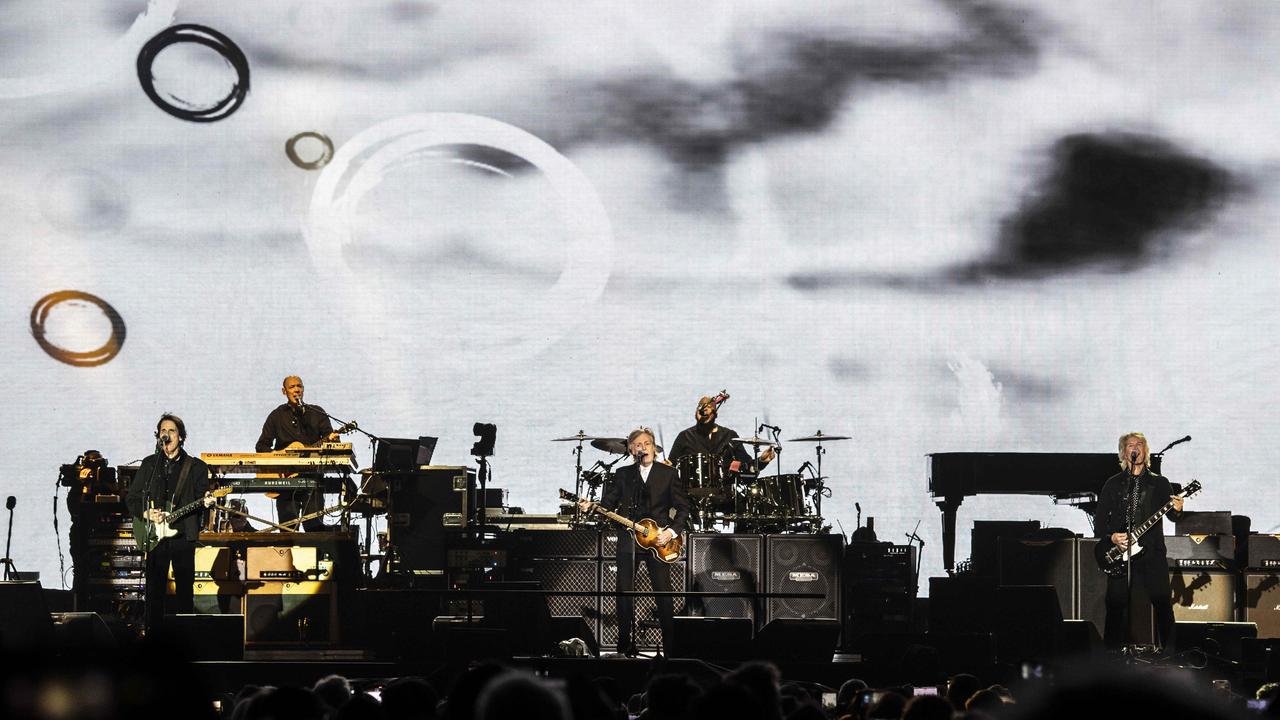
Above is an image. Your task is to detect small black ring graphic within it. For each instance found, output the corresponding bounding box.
[285,132,335,170]
[30,291,127,367]
[136,24,251,123]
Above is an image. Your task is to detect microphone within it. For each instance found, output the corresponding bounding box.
[1130,451,1138,463]
[5,496,14,511]
[758,423,780,434]
[297,399,307,413]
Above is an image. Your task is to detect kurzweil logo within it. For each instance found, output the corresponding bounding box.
[710,571,741,582]
[788,571,820,582]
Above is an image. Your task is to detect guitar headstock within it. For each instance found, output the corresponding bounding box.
[558,488,577,502]
[1182,479,1202,498]
[334,421,358,436]
[212,487,234,499]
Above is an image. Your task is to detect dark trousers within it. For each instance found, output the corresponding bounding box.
[276,487,325,531]
[1104,553,1176,649]
[615,545,675,652]
[144,538,195,632]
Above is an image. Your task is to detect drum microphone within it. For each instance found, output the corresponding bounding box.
[759,423,780,434]
[797,461,813,476]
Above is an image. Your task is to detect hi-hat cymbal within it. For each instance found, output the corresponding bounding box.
[551,432,606,442]
[787,431,852,442]
[732,436,780,448]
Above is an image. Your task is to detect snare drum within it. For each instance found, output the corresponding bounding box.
[675,453,724,499]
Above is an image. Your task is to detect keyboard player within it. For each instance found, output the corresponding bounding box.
[256,375,337,531]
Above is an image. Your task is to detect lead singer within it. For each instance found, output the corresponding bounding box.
[586,427,688,656]
[1094,431,1185,651]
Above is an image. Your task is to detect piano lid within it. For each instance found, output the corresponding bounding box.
[927,452,1118,498]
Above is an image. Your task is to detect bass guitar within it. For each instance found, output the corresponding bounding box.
[1095,479,1201,576]
[133,486,232,553]
[560,489,683,563]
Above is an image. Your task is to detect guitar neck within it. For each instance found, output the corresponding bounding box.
[1130,497,1179,540]
[165,496,206,523]
[594,507,638,531]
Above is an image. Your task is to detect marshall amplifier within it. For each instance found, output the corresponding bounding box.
[1169,569,1236,623]
[1243,572,1280,638]
[1247,535,1280,570]
[1165,535,1235,570]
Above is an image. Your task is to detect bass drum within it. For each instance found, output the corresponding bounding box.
[675,453,725,501]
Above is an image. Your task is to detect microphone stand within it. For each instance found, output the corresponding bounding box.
[298,402,382,532]
[2,500,16,581]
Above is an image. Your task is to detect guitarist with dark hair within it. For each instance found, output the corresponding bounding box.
[586,427,689,656]
[126,413,215,634]
[1094,431,1186,652]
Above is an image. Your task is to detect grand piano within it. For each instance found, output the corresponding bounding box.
[928,452,1128,571]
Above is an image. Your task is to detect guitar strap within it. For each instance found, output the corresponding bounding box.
[171,455,194,515]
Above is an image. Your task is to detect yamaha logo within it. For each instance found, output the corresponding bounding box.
[788,571,820,582]
[710,571,741,582]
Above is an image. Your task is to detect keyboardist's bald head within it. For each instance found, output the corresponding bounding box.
[282,376,305,405]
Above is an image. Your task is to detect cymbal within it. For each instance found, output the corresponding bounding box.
[590,438,664,455]
[551,432,605,442]
[732,436,780,448]
[787,431,851,442]
[590,438,628,454]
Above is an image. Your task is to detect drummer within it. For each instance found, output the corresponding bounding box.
[669,395,775,476]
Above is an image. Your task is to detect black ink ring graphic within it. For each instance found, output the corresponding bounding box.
[286,132,335,170]
[136,24,251,123]
[30,291,127,367]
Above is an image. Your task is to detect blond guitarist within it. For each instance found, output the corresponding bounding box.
[583,427,689,656]
[255,375,337,531]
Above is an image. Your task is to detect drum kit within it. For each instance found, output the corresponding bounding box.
[551,428,850,534]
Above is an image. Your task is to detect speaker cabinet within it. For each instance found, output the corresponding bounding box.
[600,559,685,650]
[245,581,337,646]
[388,467,472,572]
[687,534,762,622]
[528,560,600,643]
[1245,572,1280,638]
[1170,569,1235,622]
[846,543,917,638]
[0,581,56,651]
[766,534,842,622]
[998,536,1076,622]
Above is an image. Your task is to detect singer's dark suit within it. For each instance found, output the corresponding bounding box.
[599,461,689,653]
[126,450,210,632]
[1095,469,1182,649]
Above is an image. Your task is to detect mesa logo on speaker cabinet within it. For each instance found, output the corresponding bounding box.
[766,534,843,623]
[688,534,762,622]
[1170,570,1235,623]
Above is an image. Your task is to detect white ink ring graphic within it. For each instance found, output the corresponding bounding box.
[304,113,614,365]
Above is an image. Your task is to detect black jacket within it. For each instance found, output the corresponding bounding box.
[256,403,334,452]
[125,451,210,541]
[600,461,689,536]
[1094,469,1182,556]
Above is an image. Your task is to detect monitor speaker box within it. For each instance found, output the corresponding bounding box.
[244,580,338,646]
[0,581,56,651]
[1169,569,1236,622]
[753,618,840,662]
[165,614,244,660]
[671,617,753,660]
[686,533,763,624]
[1244,572,1280,638]
[1173,621,1257,663]
[600,558,686,650]
[765,534,843,623]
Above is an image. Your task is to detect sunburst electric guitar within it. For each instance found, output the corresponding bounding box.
[560,489,683,563]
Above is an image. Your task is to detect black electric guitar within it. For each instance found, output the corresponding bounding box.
[560,489,683,563]
[133,486,232,553]
[1095,479,1201,576]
